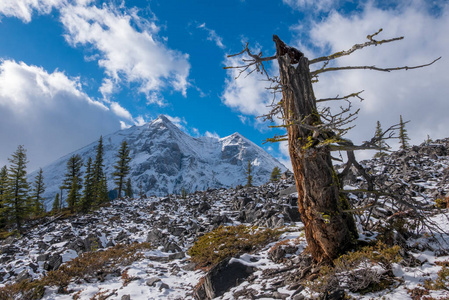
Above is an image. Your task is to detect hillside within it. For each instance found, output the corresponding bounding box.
[1,138,449,299]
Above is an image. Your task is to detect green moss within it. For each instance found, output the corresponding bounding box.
[188,225,286,269]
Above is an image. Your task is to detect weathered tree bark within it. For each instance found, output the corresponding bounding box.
[273,35,358,263]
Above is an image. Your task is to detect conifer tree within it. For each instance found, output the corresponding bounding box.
[31,168,45,215]
[270,166,282,181]
[6,145,31,232]
[98,174,109,204]
[113,140,131,198]
[125,178,133,198]
[373,121,390,158]
[80,157,94,212]
[399,115,410,150]
[67,176,81,213]
[52,193,60,213]
[93,136,108,204]
[245,160,253,187]
[63,154,83,212]
[0,165,9,229]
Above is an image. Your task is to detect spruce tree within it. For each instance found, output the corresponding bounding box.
[113,140,131,198]
[67,176,81,213]
[99,174,109,204]
[125,178,133,198]
[80,157,94,212]
[373,121,390,158]
[31,168,45,215]
[63,154,83,212]
[399,115,410,150]
[6,145,31,232]
[0,165,9,229]
[52,193,60,213]
[93,136,108,205]
[245,160,253,187]
[270,166,282,181]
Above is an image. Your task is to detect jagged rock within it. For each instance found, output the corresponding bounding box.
[84,234,103,251]
[1,245,18,255]
[320,289,345,300]
[146,229,166,245]
[194,258,255,300]
[146,277,161,286]
[43,254,62,271]
[67,238,86,253]
[121,295,131,300]
[163,242,182,253]
[198,201,211,213]
[115,231,129,242]
[16,270,30,283]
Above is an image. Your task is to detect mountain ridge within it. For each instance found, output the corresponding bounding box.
[31,115,287,209]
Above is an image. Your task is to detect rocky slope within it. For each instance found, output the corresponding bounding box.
[31,115,286,210]
[2,138,449,299]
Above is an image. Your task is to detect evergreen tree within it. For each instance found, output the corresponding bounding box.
[63,154,83,212]
[6,145,31,232]
[93,136,108,205]
[373,121,390,158]
[0,165,9,229]
[399,115,410,150]
[31,168,45,215]
[80,157,94,212]
[245,160,253,187]
[270,166,282,181]
[113,140,131,198]
[125,178,133,198]
[67,176,81,213]
[52,193,60,213]
[98,174,109,205]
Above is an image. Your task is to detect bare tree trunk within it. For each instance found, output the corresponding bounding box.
[273,35,358,263]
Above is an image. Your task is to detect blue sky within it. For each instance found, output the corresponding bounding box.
[0,0,448,171]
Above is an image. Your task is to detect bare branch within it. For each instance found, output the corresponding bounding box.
[309,29,404,65]
[316,91,364,103]
[312,57,441,76]
[224,43,276,80]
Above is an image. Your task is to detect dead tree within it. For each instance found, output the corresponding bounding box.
[225,29,440,263]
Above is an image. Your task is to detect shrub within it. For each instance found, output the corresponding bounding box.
[0,242,152,300]
[188,225,285,269]
[424,260,449,291]
[306,241,402,294]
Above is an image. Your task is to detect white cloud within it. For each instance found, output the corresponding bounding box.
[134,116,146,126]
[222,53,274,117]
[283,0,337,12]
[0,0,64,23]
[0,60,124,171]
[297,1,449,151]
[277,141,293,171]
[59,4,191,103]
[165,115,187,131]
[111,101,133,120]
[197,23,225,49]
[205,131,220,139]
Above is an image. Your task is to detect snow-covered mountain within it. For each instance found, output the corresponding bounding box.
[33,115,286,209]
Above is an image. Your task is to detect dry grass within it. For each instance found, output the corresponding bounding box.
[0,242,152,300]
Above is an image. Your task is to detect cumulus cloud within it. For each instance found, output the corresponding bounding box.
[0,0,64,22]
[300,1,449,150]
[197,23,225,49]
[222,53,274,117]
[110,102,133,120]
[0,60,126,171]
[59,4,191,103]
